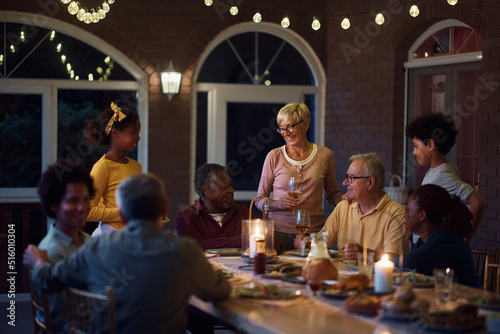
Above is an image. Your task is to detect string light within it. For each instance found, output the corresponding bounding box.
[253,10,262,23]
[60,0,116,24]
[409,3,420,17]
[229,5,238,16]
[375,11,385,25]
[200,1,432,31]
[0,54,4,66]
[311,17,321,31]
[447,0,458,5]
[281,16,290,28]
[341,16,350,29]
[50,30,56,41]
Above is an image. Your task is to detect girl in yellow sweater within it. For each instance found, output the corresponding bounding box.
[84,102,142,236]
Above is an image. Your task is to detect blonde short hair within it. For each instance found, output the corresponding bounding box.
[276,103,311,127]
[349,152,385,190]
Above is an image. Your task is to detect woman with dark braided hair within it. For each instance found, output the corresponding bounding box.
[393,184,479,287]
[84,102,142,236]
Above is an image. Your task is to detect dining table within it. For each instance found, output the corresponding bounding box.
[189,252,495,334]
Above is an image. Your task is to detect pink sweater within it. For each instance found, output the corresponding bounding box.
[255,144,342,233]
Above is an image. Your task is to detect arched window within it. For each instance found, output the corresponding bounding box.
[0,12,148,203]
[193,22,325,202]
[405,19,483,190]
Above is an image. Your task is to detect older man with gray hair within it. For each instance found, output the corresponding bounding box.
[318,152,407,261]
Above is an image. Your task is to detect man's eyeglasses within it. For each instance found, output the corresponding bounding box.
[276,120,303,134]
[344,174,371,184]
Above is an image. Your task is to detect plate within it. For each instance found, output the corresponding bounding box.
[378,310,411,321]
[467,295,500,311]
[393,273,434,288]
[227,275,252,285]
[235,285,302,300]
[320,288,380,299]
[288,249,339,258]
[425,316,485,332]
[206,248,242,256]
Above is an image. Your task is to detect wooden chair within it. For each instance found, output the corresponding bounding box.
[472,250,494,289]
[66,286,116,334]
[29,280,53,334]
[485,263,500,294]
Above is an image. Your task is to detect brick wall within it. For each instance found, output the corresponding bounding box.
[1,0,498,251]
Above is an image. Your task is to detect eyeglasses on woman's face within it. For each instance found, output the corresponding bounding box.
[344,173,372,184]
[276,120,303,134]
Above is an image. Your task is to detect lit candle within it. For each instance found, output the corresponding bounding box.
[249,225,264,259]
[374,254,394,293]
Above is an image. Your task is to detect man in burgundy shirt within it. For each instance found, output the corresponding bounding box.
[175,163,255,250]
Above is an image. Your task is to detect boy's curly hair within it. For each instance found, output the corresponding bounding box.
[405,113,457,154]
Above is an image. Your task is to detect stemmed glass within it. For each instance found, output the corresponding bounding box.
[295,209,310,238]
[287,176,302,216]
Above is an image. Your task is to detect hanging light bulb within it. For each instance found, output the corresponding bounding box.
[68,1,79,15]
[10,45,15,53]
[108,0,115,4]
[92,10,99,23]
[56,43,62,52]
[88,73,94,81]
[311,17,321,30]
[66,63,72,72]
[229,5,238,16]
[61,0,71,4]
[98,8,106,19]
[253,10,262,23]
[447,0,458,5]
[341,16,351,29]
[102,2,110,13]
[281,16,290,28]
[20,31,25,42]
[77,8,85,21]
[83,12,92,24]
[61,55,66,63]
[375,11,385,25]
[409,3,420,17]
[50,30,56,41]
[204,0,213,6]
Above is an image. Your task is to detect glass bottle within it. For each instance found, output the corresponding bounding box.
[262,201,270,220]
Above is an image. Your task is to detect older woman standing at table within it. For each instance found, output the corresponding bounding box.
[255,103,343,251]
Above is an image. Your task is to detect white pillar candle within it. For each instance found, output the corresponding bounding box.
[249,225,264,259]
[374,254,394,293]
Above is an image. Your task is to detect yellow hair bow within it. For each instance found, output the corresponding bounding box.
[105,102,127,135]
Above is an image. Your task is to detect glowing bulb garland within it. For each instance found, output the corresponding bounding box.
[60,0,115,24]
[201,1,459,31]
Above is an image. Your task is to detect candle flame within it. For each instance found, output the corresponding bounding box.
[382,254,389,261]
[446,267,450,274]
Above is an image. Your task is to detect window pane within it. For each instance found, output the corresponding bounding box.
[0,94,42,187]
[0,23,133,80]
[226,102,285,191]
[198,32,314,85]
[413,27,482,59]
[57,90,138,172]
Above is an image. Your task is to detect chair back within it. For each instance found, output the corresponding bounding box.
[472,250,494,289]
[486,263,500,294]
[66,286,116,334]
[29,280,53,334]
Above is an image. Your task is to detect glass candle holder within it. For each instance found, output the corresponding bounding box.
[241,219,274,260]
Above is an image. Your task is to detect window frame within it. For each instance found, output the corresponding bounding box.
[0,12,148,203]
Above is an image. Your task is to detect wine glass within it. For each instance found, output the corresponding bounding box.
[295,209,310,238]
[287,177,302,216]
